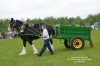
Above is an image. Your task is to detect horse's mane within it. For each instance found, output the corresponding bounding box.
[16,20,23,24]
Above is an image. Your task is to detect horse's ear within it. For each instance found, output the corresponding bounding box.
[11,18,14,22]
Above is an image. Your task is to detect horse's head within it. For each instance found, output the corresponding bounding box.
[9,18,23,31]
[9,18,16,30]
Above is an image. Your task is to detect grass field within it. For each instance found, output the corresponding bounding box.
[0,30,100,66]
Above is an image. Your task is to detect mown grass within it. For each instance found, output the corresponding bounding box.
[0,30,100,66]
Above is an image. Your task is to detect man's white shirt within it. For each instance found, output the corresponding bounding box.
[43,29,49,40]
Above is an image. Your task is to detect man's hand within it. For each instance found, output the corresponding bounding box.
[40,36,47,38]
[40,35,43,38]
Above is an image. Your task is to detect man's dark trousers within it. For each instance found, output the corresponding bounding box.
[39,38,54,56]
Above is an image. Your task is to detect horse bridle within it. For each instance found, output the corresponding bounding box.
[10,20,17,30]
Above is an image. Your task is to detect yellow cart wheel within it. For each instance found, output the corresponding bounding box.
[70,37,85,50]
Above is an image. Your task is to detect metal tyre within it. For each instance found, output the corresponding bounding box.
[64,39,70,48]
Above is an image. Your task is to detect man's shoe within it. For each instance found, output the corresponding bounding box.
[37,54,42,56]
[51,52,54,55]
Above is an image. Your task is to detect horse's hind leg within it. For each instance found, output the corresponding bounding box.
[19,40,27,55]
[49,38,54,51]
[28,40,38,54]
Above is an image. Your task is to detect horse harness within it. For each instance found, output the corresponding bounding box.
[19,24,41,37]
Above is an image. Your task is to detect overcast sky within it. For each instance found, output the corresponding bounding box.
[0,0,100,19]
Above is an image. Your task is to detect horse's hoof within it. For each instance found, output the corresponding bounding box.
[19,53,27,55]
[34,52,38,54]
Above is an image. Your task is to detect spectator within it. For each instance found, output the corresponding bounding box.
[7,27,14,39]
[0,33,3,39]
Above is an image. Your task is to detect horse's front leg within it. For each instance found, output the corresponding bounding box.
[28,40,38,54]
[19,40,27,55]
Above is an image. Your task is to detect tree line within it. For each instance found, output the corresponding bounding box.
[0,13,100,32]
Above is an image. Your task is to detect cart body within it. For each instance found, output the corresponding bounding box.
[55,25,93,50]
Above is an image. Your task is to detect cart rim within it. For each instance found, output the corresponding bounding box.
[73,39,82,48]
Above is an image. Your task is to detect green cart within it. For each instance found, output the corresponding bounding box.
[55,25,93,50]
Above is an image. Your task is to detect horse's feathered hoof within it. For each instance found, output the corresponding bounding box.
[19,52,27,56]
[34,51,38,54]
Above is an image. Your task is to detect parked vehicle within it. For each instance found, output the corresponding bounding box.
[91,22,100,30]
